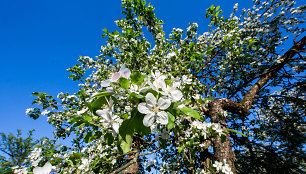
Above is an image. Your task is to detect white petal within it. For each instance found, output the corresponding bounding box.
[172,79,181,88]
[33,167,44,174]
[111,72,121,82]
[106,87,113,92]
[33,162,53,174]
[96,109,106,116]
[96,109,112,122]
[152,70,160,79]
[153,78,166,90]
[145,93,157,108]
[156,111,169,125]
[139,86,150,93]
[143,113,156,127]
[138,103,152,114]
[170,90,183,101]
[157,96,171,110]
[159,75,167,80]
[112,123,119,134]
[120,67,131,79]
[101,79,111,87]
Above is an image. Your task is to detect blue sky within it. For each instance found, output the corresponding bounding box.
[0,0,252,140]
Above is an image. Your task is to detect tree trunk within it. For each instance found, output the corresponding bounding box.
[205,36,306,174]
[208,99,236,173]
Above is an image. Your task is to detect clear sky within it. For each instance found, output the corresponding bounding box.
[0,0,253,140]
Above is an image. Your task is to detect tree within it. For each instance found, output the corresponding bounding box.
[26,0,305,173]
[0,130,58,174]
[0,130,37,173]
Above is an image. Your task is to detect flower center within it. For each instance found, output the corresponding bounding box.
[153,105,159,113]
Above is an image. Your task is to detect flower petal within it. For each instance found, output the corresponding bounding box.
[153,78,166,90]
[157,96,171,110]
[139,86,150,93]
[145,93,156,107]
[143,113,156,127]
[170,90,183,101]
[138,103,152,114]
[156,111,169,125]
[120,67,131,79]
[96,109,112,122]
[33,162,53,174]
[111,72,121,82]
[112,122,119,134]
[101,79,111,87]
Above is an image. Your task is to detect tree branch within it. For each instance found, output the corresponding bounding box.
[110,151,140,174]
[241,36,306,114]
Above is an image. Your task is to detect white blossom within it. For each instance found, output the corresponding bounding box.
[33,162,55,174]
[138,93,171,127]
[25,108,34,115]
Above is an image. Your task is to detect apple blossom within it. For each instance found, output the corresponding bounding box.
[33,162,54,174]
[138,93,171,127]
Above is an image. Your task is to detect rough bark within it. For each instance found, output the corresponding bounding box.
[208,99,236,171]
[111,141,140,174]
[122,151,139,174]
[122,141,140,174]
[206,36,306,173]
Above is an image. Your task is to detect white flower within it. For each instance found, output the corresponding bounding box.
[192,94,202,100]
[101,64,131,87]
[28,148,42,160]
[152,77,166,91]
[213,160,223,172]
[41,110,50,116]
[151,70,167,80]
[162,79,183,102]
[211,123,223,136]
[78,158,90,170]
[12,166,28,174]
[96,97,120,133]
[138,93,171,127]
[77,108,88,115]
[33,162,54,174]
[26,108,34,115]
[166,52,176,59]
[129,84,150,94]
[101,79,111,87]
[111,64,131,81]
[182,75,192,84]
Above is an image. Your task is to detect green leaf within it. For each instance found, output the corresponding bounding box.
[104,133,114,146]
[94,131,102,139]
[225,129,247,137]
[90,96,116,115]
[215,6,220,11]
[118,77,130,89]
[90,97,107,115]
[165,79,173,86]
[102,28,108,33]
[84,132,93,143]
[119,119,135,154]
[93,92,114,98]
[130,71,146,85]
[132,109,151,136]
[180,108,201,120]
[178,145,185,153]
[69,152,82,160]
[135,94,144,99]
[68,116,82,124]
[84,115,92,122]
[119,134,133,154]
[167,112,175,130]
